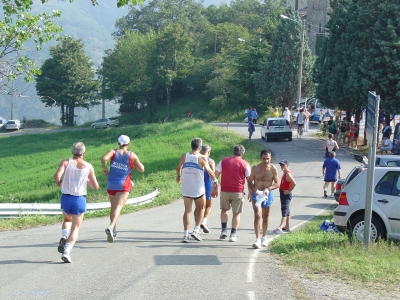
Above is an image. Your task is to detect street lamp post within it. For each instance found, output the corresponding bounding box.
[280,15,306,108]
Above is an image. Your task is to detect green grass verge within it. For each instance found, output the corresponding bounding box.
[269,211,400,290]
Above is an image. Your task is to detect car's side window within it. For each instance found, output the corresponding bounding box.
[375,171,398,195]
[392,173,400,196]
[387,161,400,167]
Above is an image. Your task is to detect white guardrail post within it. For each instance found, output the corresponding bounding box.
[0,188,159,218]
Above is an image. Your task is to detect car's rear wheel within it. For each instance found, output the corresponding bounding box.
[288,136,292,141]
[92,125,96,129]
[348,214,386,243]
[105,124,110,129]
[265,134,268,142]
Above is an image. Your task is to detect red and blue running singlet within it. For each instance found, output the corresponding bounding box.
[107,150,134,191]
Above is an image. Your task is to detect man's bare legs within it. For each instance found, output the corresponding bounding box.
[106,192,129,242]
[261,207,270,237]
[183,196,205,241]
[183,197,193,231]
[252,203,262,239]
[61,212,84,262]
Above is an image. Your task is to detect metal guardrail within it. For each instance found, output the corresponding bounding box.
[0,188,159,218]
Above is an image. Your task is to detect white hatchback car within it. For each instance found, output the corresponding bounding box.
[260,117,292,142]
[334,167,400,242]
[6,119,21,130]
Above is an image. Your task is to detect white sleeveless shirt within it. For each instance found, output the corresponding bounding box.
[61,159,90,196]
[181,153,205,198]
[326,140,335,152]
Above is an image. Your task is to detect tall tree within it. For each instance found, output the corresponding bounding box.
[153,24,194,120]
[100,31,156,122]
[254,5,315,110]
[35,39,99,126]
[314,0,400,115]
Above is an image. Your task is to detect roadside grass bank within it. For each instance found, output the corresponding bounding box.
[0,119,265,230]
[269,211,400,292]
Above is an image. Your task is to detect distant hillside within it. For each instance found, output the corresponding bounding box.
[0,0,230,125]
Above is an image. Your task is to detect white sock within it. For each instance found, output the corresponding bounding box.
[255,238,260,242]
[324,188,327,191]
[64,242,73,254]
[183,230,189,237]
[194,226,200,232]
[61,229,68,238]
[202,218,208,225]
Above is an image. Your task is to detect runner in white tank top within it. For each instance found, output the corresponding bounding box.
[181,152,205,198]
[176,138,219,243]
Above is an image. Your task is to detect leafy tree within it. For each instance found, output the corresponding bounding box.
[100,31,156,122]
[114,0,206,36]
[35,39,99,126]
[314,0,400,116]
[1,0,142,96]
[254,5,315,110]
[152,24,194,119]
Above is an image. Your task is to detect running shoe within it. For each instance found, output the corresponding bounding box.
[229,233,237,242]
[252,239,261,249]
[182,235,189,243]
[220,229,228,239]
[58,236,67,253]
[190,231,202,241]
[261,236,268,247]
[282,228,291,233]
[330,193,334,198]
[200,223,210,234]
[105,227,114,243]
[61,251,72,263]
[324,190,328,198]
[113,230,117,239]
[273,228,283,234]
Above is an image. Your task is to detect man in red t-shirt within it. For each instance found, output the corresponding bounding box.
[273,160,296,234]
[214,144,251,242]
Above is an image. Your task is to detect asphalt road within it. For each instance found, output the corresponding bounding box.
[0,123,361,299]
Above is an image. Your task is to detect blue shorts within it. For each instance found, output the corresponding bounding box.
[279,190,292,217]
[60,194,87,215]
[205,180,212,200]
[251,191,274,208]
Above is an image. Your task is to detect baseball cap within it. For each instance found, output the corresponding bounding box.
[118,135,130,145]
[279,159,289,166]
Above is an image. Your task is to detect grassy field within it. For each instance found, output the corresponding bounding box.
[0,119,264,223]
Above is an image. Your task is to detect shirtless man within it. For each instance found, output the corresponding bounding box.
[247,150,280,249]
[176,138,218,243]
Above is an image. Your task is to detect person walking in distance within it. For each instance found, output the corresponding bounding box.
[54,142,99,263]
[296,109,306,138]
[248,117,255,141]
[283,107,291,124]
[251,108,258,125]
[322,152,341,198]
[102,135,145,243]
[23,116,28,128]
[292,108,299,131]
[199,144,216,234]
[176,138,218,243]
[273,160,296,234]
[214,144,251,242]
[247,150,280,248]
[323,133,340,158]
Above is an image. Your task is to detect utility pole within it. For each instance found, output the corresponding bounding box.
[10,81,14,119]
[296,19,305,108]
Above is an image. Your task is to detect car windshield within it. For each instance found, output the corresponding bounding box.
[268,119,288,126]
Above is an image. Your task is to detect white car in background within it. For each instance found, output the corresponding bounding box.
[334,166,400,242]
[5,120,21,130]
[260,117,292,142]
